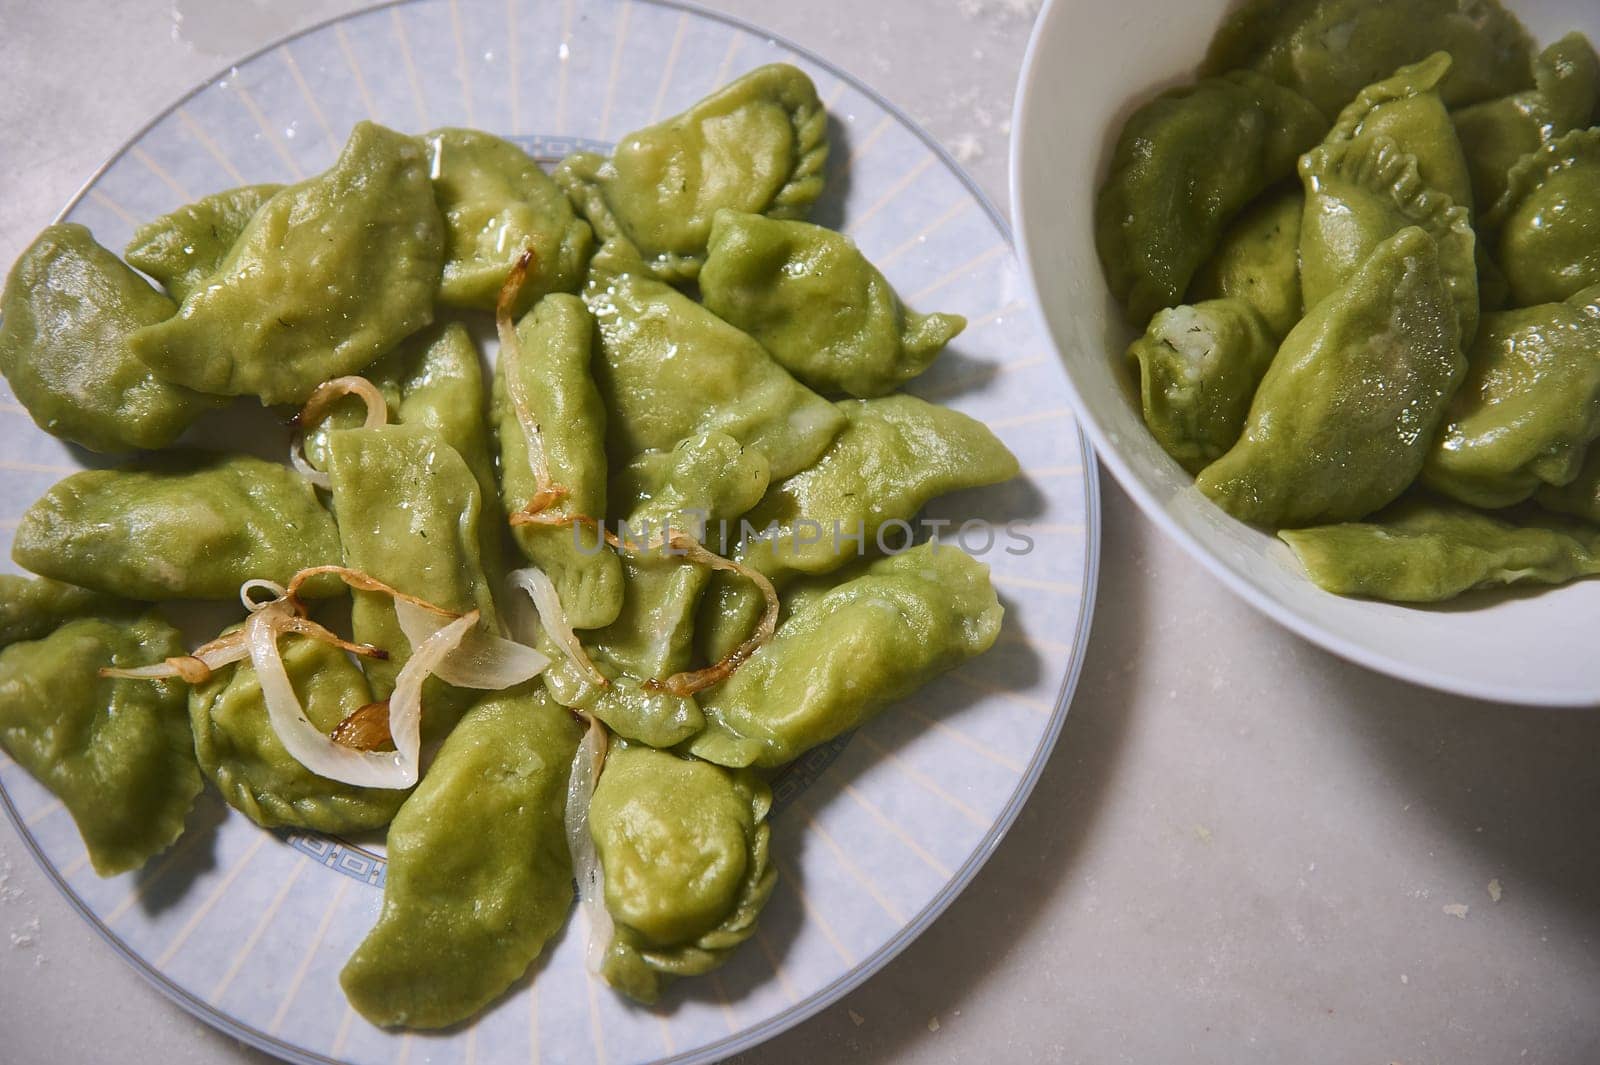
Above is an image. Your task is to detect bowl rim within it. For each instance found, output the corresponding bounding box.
[1007,0,1596,710]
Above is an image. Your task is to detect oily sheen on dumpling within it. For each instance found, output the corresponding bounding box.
[1197,227,1464,527]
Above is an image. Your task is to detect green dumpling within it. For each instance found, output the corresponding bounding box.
[588,745,774,1004]
[1281,496,1600,602]
[191,630,407,833]
[1298,134,1478,343]
[1188,187,1305,338]
[600,434,769,677]
[543,675,702,753]
[297,332,503,625]
[1537,445,1600,524]
[0,575,133,648]
[325,424,500,722]
[1128,298,1279,475]
[610,430,773,533]
[556,64,828,282]
[550,433,769,748]
[1454,33,1600,211]
[130,121,445,405]
[1487,128,1600,307]
[123,184,282,302]
[304,322,496,493]
[1203,0,1535,119]
[1324,52,1474,211]
[424,128,591,311]
[692,543,1003,770]
[583,242,843,479]
[1423,285,1600,509]
[300,321,503,590]
[731,394,1017,583]
[1096,71,1327,325]
[375,322,499,517]
[12,453,341,600]
[699,210,965,397]
[405,323,503,567]
[1477,242,1515,313]
[699,393,1017,661]
[494,292,623,630]
[0,224,219,453]
[340,687,580,1028]
[1197,226,1464,528]
[0,614,200,876]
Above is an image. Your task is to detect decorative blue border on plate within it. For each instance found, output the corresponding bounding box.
[280,834,389,889]
[508,133,614,160]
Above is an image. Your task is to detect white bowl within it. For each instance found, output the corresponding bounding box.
[1010,0,1600,706]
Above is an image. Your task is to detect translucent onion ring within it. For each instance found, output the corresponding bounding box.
[507,565,607,687]
[287,375,389,488]
[564,714,614,975]
[100,581,384,684]
[247,602,422,790]
[393,598,549,690]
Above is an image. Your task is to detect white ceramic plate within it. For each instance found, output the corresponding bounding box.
[1011,0,1600,706]
[0,1,1099,1062]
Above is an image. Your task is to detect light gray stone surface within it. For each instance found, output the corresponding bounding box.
[0,2,1596,1063]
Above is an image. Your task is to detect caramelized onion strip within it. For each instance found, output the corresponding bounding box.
[497,247,569,518]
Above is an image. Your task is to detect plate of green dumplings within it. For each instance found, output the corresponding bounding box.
[1014,0,1600,705]
[0,1,1098,1063]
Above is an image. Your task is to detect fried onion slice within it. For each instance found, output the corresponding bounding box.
[330,701,395,751]
[288,375,389,488]
[564,713,613,974]
[506,514,782,695]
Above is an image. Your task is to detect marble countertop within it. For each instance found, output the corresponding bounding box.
[1,2,1596,1063]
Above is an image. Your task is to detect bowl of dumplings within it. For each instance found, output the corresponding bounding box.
[1012,0,1600,705]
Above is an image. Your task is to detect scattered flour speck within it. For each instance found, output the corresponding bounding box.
[1487,878,1503,903]
[957,0,1042,20]
[927,1016,942,1033]
[1400,974,1409,985]
[1443,903,1470,919]
[0,856,22,905]
[949,134,984,164]
[10,915,39,949]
